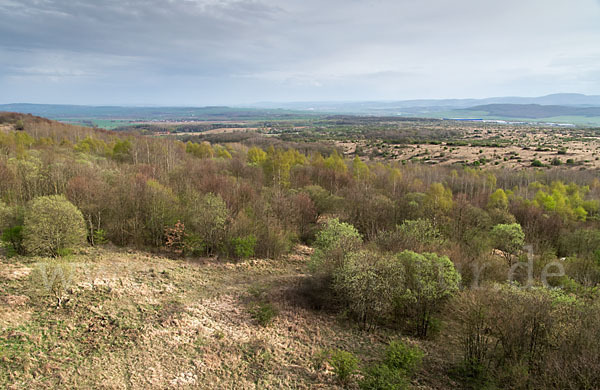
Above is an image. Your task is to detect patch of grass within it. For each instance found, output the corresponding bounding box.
[250,302,279,327]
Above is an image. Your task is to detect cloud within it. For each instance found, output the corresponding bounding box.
[1,0,600,104]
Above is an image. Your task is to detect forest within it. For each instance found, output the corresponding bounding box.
[1,112,600,389]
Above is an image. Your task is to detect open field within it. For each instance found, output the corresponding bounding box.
[0,246,452,389]
[136,117,600,170]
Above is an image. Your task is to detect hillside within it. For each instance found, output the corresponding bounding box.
[1,113,600,389]
[3,245,450,389]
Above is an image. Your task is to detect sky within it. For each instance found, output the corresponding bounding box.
[1,0,600,106]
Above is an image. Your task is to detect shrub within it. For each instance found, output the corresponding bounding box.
[376,219,443,252]
[31,258,74,307]
[254,220,294,259]
[310,218,362,274]
[182,192,229,255]
[359,340,422,390]
[23,195,87,257]
[395,251,461,338]
[490,223,525,266]
[333,250,402,328]
[384,340,424,375]
[165,220,186,255]
[229,234,256,259]
[531,159,544,167]
[329,349,358,384]
[1,225,25,256]
[92,229,108,245]
[359,363,409,390]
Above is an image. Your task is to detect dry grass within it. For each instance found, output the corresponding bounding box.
[0,246,452,389]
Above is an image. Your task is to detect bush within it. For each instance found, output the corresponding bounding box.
[490,223,525,266]
[531,159,544,167]
[333,250,402,328]
[31,258,74,307]
[384,340,424,375]
[359,341,422,390]
[254,220,294,259]
[395,251,461,338]
[310,218,362,275]
[229,234,256,259]
[329,349,358,385]
[23,195,87,257]
[359,363,409,390]
[1,225,25,256]
[186,193,229,256]
[375,219,443,252]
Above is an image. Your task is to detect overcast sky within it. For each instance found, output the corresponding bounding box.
[1,0,600,105]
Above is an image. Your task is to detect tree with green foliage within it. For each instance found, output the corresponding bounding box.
[23,195,87,257]
[145,179,179,247]
[324,150,347,173]
[352,156,370,182]
[111,139,132,162]
[376,219,443,253]
[424,182,453,224]
[303,185,340,218]
[247,146,267,166]
[310,218,362,275]
[187,193,229,255]
[186,141,214,159]
[487,188,509,210]
[395,250,461,337]
[490,223,525,266]
[333,250,403,328]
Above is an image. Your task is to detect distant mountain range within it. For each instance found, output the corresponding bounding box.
[460,104,600,119]
[249,93,600,113]
[2,93,600,126]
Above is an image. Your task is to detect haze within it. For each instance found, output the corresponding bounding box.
[1,0,600,105]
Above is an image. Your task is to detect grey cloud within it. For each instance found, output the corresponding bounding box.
[1,0,600,104]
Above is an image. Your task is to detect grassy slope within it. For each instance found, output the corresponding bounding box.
[0,246,455,389]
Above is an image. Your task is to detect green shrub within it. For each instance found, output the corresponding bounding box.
[531,159,544,167]
[183,233,205,256]
[395,251,461,338]
[23,195,87,257]
[1,225,25,256]
[310,218,362,274]
[490,223,525,266]
[384,340,424,375]
[329,349,358,384]
[376,219,443,252]
[359,363,409,390]
[333,250,402,328]
[183,192,229,255]
[230,234,256,259]
[93,229,108,245]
